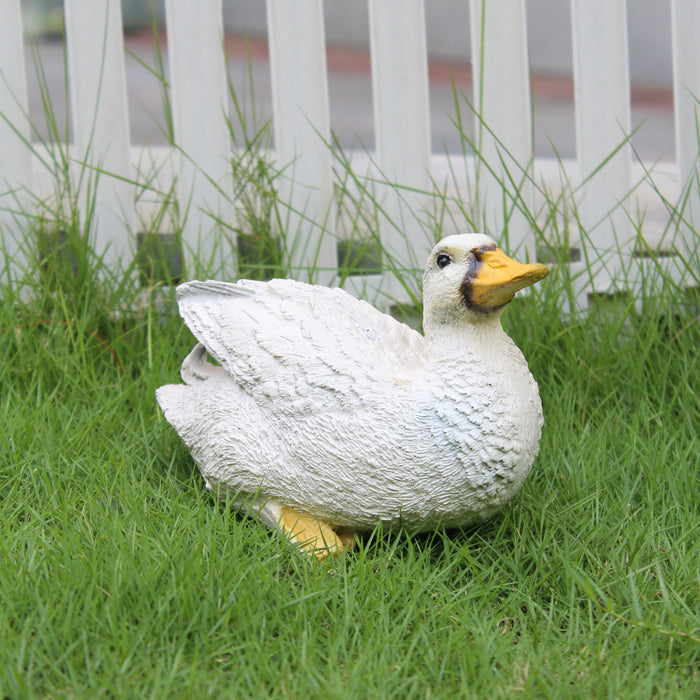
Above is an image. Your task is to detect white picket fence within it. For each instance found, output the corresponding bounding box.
[1,0,699,310]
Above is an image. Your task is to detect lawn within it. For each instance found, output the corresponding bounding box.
[1,218,698,698]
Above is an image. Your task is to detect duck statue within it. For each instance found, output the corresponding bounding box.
[156,233,549,558]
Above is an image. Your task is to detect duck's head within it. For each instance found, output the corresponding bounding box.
[423,233,549,336]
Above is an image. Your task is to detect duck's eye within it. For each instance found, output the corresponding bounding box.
[436,253,452,269]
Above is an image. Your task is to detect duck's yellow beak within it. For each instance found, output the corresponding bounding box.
[469,248,549,309]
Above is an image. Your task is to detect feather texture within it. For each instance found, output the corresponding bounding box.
[176,279,428,413]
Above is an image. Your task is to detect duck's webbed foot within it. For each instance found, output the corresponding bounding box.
[276,506,356,560]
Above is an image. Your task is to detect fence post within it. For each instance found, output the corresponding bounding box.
[672,0,700,261]
[64,0,134,270]
[369,0,432,303]
[0,0,32,284]
[469,0,534,259]
[571,0,632,305]
[266,0,337,285]
[165,0,235,279]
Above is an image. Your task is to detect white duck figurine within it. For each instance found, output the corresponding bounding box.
[156,233,549,558]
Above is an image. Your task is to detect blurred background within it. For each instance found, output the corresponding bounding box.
[20,0,676,160]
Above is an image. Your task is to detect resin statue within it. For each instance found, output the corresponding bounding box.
[157,233,549,558]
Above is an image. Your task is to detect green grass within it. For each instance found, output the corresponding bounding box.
[1,238,698,698]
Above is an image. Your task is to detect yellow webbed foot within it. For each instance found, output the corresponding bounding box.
[277,506,356,560]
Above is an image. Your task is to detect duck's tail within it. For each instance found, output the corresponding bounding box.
[155,382,187,428]
[179,343,228,384]
[156,343,228,432]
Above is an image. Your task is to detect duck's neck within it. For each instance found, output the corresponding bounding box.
[425,315,519,370]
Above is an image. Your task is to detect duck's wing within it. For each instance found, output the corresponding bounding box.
[175,278,428,411]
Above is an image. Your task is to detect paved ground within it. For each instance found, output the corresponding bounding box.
[24,31,677,163]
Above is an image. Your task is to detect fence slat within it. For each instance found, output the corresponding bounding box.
[469,0,534,258]
[0,0,32,281]
[165,0,234,278]
[64,0,134,268]
[369,0,432,301]
[672,0,700,258]
[266,0,336,285]
[571,0,632,299]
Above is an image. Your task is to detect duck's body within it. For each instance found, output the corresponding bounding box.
[157,234,548,556]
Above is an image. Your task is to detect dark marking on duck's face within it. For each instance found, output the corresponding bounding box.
[460,243,499,313]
